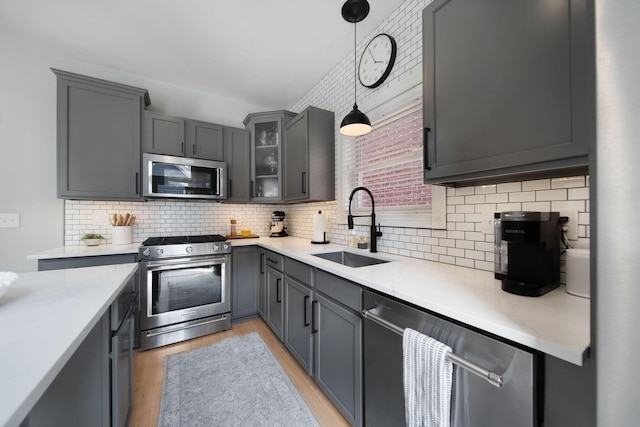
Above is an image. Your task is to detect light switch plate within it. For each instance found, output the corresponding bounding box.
[0,213,20,228]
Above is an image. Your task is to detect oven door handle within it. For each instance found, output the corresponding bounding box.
[144,257,227,271]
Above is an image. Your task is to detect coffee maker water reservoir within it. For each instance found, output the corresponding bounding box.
[494,211,561,296]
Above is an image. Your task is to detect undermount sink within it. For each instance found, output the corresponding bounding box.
[312,250,390,268]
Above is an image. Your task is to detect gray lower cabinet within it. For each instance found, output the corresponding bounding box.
[313,283,363,427]
[422,0,593,185]
[26,275,135,427]
[257,248,267,319]
[52,69,149,200]
[26,311,111,427]
[283,258,314,375]
[143,111,225,161]
[244,250,364,427]
[266,265,284,340]
[313,269,363,427]
[224,126,251,202]
[283,106,335,202]
[231,246,259,320]
[37,253,141,350]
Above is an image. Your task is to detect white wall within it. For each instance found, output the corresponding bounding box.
[0,41,271,272]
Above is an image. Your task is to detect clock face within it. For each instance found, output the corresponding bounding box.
[358,33,397,89]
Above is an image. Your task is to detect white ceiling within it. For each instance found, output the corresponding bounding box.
[0,0,404,109]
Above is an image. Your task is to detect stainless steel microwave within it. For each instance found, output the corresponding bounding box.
[143,153,227,200]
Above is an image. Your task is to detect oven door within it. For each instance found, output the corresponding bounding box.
[140,255,230,330]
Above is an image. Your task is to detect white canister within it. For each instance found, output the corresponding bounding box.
[566,248,590,298]
[112,226,133,245]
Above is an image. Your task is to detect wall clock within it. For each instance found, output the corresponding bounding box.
[358,33,397,89]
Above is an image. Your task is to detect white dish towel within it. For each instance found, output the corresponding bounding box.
[403,327,453,427]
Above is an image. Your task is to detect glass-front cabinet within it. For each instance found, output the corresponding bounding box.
[244,110,296,202]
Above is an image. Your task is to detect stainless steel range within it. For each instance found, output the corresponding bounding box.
[139,235,231,350]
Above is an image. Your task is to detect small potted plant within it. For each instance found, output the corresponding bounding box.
[81,233,104,246]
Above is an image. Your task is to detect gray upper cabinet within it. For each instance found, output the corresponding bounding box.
[244,110,297,202]
[187,119,225,161]
[284,106,335,202]
[143,111,185,157]
[224,126,251,202]
[53,69,149,200]
[422,0,593,185]
[144,112,225,161]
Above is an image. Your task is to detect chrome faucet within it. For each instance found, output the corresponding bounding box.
[348,186,383,253]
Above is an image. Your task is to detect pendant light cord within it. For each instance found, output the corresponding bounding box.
[353,19,357,107]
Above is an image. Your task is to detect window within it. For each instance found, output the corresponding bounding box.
[340,93,446,229]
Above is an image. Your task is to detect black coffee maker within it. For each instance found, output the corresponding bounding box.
[494,211,561,297]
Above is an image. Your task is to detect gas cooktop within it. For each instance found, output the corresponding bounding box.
[141,235,227,246]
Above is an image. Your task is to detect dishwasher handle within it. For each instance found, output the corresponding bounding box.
[362,308,505,388]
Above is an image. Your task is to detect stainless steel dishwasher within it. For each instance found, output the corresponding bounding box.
[363,289,542,426]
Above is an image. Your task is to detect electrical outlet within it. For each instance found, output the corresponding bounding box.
[560,210,578,240]
[0,213,20,228]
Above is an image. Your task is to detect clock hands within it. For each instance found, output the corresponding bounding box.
[368,49,384,64]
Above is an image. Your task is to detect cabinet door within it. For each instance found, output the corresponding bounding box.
[250,115,284,202]
[54,70,146,200]
[422,0,591,185]
[284,106,335,202]
[257,248,267,319]
[244,111,297,202]
[27,312,111,427]
[224,126,251,202]
[314,292,363,427]
[284,276,313,375]
[266,266,284,340]
[187,120,224,161]
[231,246,259,320]
[284,110,309,201]
[143,111,185,156]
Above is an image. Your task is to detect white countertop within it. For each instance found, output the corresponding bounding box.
[27,242,140,260]
[231,236,591,366]
[27,236,591,366]
[0,263,138,427]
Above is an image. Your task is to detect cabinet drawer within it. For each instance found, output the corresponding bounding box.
[315,269,362,312]
[265,250,284,272]
[285,257,312,285]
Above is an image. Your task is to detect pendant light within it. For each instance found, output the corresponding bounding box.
[340,0,372,136]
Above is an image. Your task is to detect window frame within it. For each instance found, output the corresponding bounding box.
[337,80,446,230]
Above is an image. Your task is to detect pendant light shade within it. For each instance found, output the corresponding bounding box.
[340,103,371,136]
[340,0,372,137]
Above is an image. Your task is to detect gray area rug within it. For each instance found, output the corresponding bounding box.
[158,332,320,427]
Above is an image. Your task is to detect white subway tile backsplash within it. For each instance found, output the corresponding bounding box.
[536,189,567,201]
[522,179,551,191]
[497,182,522,193]
[510,191,536,202]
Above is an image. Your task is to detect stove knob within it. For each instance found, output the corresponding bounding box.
[186,246,193,254]
[213,243,220,252]
[155,248,164,256]
[223,243,230,251]
[142,248,150,257]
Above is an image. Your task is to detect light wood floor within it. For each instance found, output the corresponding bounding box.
[129,318,350,427]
